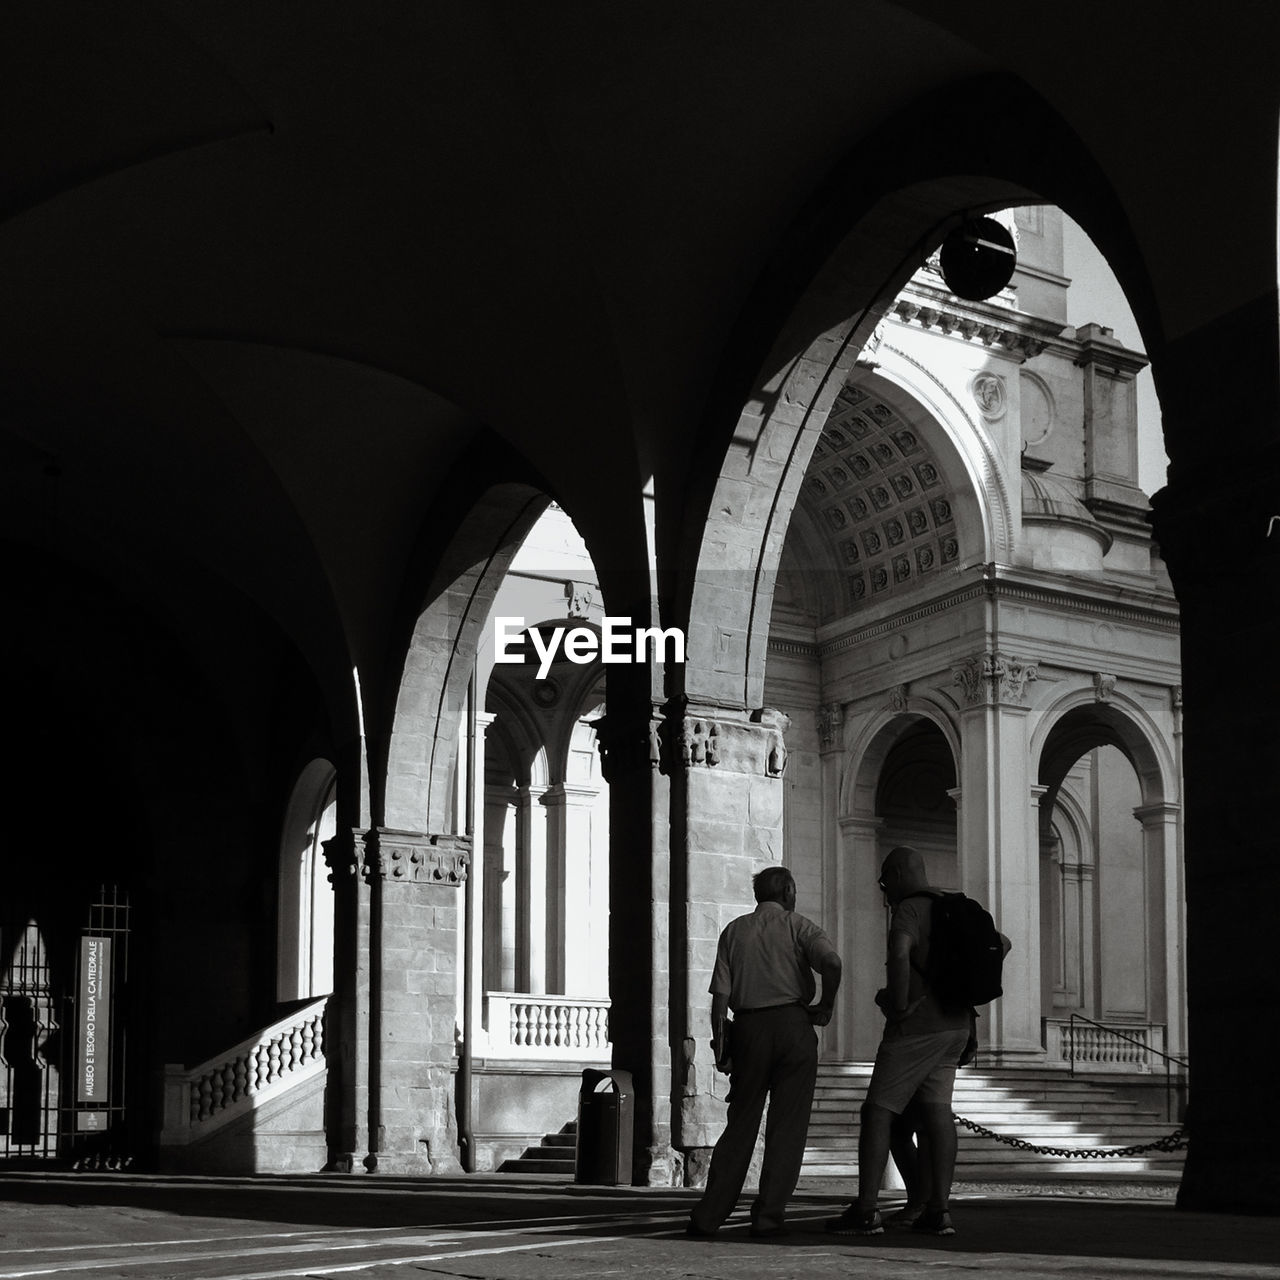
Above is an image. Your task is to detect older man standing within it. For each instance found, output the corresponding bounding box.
[687,866,842,1239]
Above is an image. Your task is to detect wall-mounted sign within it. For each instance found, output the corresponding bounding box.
[76,937,112,1104]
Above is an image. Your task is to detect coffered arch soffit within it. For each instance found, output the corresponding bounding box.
[789,358,1006,622]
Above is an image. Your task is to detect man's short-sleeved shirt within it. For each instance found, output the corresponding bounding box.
[709,900,837,1012]
[890,893,971,1035]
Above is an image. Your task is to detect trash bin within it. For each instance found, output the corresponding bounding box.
[574,1068,634,1184]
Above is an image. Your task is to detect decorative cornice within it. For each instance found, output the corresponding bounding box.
[818,572,1178,661]
[891,281,1066,361]
[362,829,470,886]
[768,634,820,661]
[953,650,1039,707]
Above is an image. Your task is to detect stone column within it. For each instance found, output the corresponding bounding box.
[1147,294,1280,1212]
[1135,801,1184,1057]
[952,651,1043,1060]
[594,696,670,1185]
[541,781,602,994]
[321,826,367,1171]
[483,784,516,992]
[359,828,468,1174]
[467,713,495,1046]
[671,702,791,1185]
[816,703,848,1059]
[514,784,547,995]
[541,784,567,995]
[836,814,886,1062]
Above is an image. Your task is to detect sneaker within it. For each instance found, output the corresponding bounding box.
[911,1209,956,1237]
[883,1202,925,1228]
[749,1224,790,1239]
[825,1206,884,1236]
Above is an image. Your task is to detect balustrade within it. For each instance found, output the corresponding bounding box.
[1043,1017,1169,1072]
[161,997,328,1146]
[484,992,610,1059]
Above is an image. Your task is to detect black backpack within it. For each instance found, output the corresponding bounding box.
[912,891,1005,1012]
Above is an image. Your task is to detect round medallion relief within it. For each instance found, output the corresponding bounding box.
[971,372,1006,420]
[532,678,560,708]
[888,633,909,661]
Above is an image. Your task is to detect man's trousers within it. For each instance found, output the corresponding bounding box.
[690,1004,818,1232]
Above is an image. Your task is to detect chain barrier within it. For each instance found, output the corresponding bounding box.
[953,1113,1188,1159]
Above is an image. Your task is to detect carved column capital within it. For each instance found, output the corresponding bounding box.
[952,650,1038,707]
[593,702,664,782]
[656,699,792,776]
[361,828,470,886]
[322,828,361,882]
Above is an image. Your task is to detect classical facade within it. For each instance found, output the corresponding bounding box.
[766,210,1182,1079]
[0,6,1276,1214]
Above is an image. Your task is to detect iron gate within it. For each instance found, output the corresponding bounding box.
[0,885,130,1166]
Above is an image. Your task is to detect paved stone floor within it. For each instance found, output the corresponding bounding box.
[0,1172,1277,1280]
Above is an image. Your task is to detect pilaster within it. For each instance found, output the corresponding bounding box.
[816,702,847,1060]
[951,649,1043,1061]
[1135,801,1185,1058]
[836,814,886,1062]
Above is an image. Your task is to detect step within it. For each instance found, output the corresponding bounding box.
[499,1156,578,1174]
[803,1063,1185,1182]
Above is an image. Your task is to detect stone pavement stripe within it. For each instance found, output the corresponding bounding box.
[174,1233,629,1280]
[0,1211,616,1260]
[0,1210,694,1280]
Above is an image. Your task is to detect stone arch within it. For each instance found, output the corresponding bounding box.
[383,482,548,832]
[835,706,960,1060]
[1039,781,1092,1015]
[676,73,1161,714]
[1031,685,1175,810]
[1033,686,1183,1055]
[841,701,961,820]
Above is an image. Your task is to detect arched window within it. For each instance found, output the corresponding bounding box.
[276,761,337,1002]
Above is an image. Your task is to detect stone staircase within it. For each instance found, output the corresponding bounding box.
[803,1063,1187,1183]
[498,1123,578,1175]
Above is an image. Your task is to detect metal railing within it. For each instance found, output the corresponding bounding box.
[1067,1012,1188,1122]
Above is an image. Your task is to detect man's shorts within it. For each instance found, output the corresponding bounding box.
[864,1027,972,1115]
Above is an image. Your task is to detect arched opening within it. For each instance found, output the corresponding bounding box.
[276,760,337,1003]
[739,198,1179,1084]
[1036,705,1181,1071]
[443,500,616,1170]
